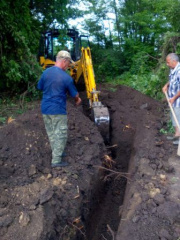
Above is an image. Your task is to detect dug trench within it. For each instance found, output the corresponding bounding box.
[75,88,134,240]
[0,84,180,240]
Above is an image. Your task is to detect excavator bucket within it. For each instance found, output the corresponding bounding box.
[91,102,110,143]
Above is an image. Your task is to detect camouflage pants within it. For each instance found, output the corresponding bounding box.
[43,114,67,164]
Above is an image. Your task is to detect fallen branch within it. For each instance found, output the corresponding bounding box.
[59,225,68,239]
[19,80,39,109]
[101,234,108,240]
[68,221,86,238]
[95,165,131,181]
[144,52,159,60]
[106,144,118,149]
[19,89,28,109]
[107,224,115,240]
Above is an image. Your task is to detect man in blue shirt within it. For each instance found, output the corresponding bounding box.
[162,53,180,144]
[37,50,81,167]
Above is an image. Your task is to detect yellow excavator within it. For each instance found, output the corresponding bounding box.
[38,28,110,141]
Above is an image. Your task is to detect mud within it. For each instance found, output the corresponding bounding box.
[0,84,180,240]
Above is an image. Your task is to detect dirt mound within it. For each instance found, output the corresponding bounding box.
[99,84,180,240]
[0,84,180,240]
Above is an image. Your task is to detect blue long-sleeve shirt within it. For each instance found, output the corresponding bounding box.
[37,66,78,114]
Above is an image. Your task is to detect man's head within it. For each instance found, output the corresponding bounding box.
[166,53,179,69]
[56,50,74,70]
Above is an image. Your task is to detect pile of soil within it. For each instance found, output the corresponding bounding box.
[0,84,180,240]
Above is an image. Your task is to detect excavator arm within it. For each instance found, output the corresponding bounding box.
[70,47,98,107]
[70,46,109,141]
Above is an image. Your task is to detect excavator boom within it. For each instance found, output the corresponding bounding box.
[78,47,110,141]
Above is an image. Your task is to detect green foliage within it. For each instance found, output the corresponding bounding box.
[160,120,174,135]
[81,0,180,102]
[0,0,42,94]
[102,48,167,100]
[0,53,42,94]
[120,0,171,47]
[0,0,85,96]
[27,85,42,101]
[0,117,6,125]
[91,45,126,81]
[107,71,163,100]
[30,0,68,30]
[160,32,180,59]
[164,0,180,32]
[0,0,180,102]
[109,87,117,92]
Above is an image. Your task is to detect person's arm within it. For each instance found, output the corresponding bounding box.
[74,93,82,106]
[67,78,82,105]
[162,82,169,93]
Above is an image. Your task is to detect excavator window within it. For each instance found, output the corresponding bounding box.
[39,28,90,63]
[80,35,89,48]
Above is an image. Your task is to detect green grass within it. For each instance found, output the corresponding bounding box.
[0,117,6,124]
[0,97,39,126]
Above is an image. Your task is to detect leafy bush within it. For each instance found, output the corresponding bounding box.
[91,46,126,82]
[0,0,42,95]
[0,52,42,94]
[105,71,165,100]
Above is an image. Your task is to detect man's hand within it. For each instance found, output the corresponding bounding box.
[162,82,169,93]
[74,94,82,106]
[75,97,82,106]
[169,97,175,105]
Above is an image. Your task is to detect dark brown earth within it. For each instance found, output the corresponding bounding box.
[0,84,180,240]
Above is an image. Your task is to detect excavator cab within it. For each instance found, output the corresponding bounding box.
[38,28,84,68]
[66,29,81,61]
[66,29,89,60]
[38,28,110,142]
[38,29,59,68]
